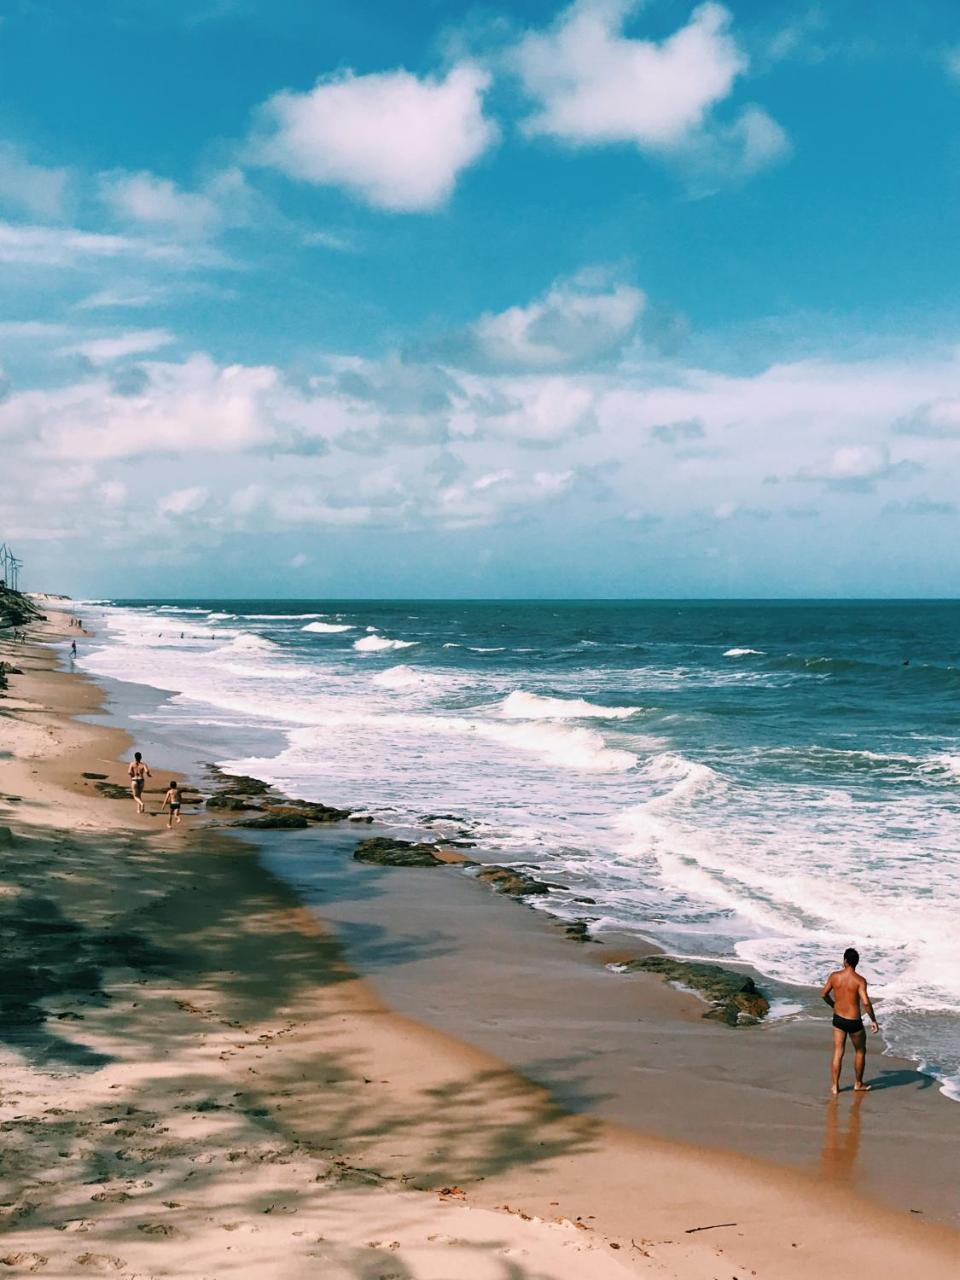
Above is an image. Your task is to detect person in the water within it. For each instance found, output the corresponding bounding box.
[821,947,879,1095]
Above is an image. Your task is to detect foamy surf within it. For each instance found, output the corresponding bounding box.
[501,690,642,720]
[353,634,417,652]
[303,621,354,633]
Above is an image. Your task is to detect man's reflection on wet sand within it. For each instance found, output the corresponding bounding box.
[820,1089,866,1182]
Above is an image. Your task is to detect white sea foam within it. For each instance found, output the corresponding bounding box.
[216,633,280,655]
[478,721,637,772]
[353,635,417,652]
[723,647,765,657]
[501,690,642,721]
[245,612,324,620]
[372,664,426,689]
[206,611,237,621]
[302,621,354,633]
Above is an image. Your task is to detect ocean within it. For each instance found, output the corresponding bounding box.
[74,598,960,1098]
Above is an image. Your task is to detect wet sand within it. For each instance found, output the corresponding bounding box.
[0,609,957,1278]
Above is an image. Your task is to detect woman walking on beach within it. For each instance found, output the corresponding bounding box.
[128,751,151,815]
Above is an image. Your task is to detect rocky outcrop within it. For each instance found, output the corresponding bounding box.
[230,814,310,830]
[205,767,272,797]
[263,802,351,823]
[622,955,769,1025]
[473,865,552,897]
[0,585,41,632]
[353,838,446,867]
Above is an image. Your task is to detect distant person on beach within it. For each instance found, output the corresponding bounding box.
[128,751,151,815]
[161,780,182,829]
[821,948,879,1094]
[70,639,77,658]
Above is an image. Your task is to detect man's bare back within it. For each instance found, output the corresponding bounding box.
[821,947,879,1095]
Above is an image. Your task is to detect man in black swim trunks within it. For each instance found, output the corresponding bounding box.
[821,947,879,1095]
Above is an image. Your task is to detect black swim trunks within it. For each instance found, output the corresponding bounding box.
[833,1012,864,1034]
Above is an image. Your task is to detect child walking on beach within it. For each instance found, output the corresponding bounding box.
[161,780,183,829]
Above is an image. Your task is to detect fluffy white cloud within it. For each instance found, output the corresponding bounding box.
[515,1,786,178]
[795,444,921,491]
[99,167,258,236]
[0,356,291,460]
[100,170,221,235]
[464,273,644,369]
[0,143,71,220]
[252,63,497,211]
[158,485,210,517]
[437,467,577,528]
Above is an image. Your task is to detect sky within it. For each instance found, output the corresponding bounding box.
[2,0,960,599]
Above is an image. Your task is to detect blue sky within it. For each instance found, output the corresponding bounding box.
[2,0,960,598]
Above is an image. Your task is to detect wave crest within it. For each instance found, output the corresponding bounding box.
[501,690,642,720]
[353,634,417,652]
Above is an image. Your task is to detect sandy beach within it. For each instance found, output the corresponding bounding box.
[1,609,958,1279]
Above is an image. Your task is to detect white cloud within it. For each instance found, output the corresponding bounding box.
[437,467,576,528]
[0,220,221,268]
[796,444,922,491]
[100,170,221,236]
[99,166,259,237]
[0,143,71,220]
[158,485,210,517]
[0,355,290,460]
[252,63,497,211]
[63,328,175,364]
[462,374,599,445]
[466,274,644,369]
[514,1,786,179]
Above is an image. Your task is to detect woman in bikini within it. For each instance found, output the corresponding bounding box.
[128,751,151,815]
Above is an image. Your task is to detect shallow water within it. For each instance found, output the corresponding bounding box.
[76,597,960,1098]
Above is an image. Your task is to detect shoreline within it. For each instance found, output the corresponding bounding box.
[1,610,958,1277]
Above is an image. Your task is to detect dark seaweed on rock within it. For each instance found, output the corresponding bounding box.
[623,955,769,1026]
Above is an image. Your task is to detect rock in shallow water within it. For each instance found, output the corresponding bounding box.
[231,814,310,830]
[473,865,552,897]
[353,838,445,867]
[622,955,769,1025]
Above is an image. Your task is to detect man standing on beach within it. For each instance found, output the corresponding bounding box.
[821,948,879,1095]
[128,751,151,815]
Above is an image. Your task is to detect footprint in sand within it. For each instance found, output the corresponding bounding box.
[74,1254,126,1272]
[0,1253,47,1273]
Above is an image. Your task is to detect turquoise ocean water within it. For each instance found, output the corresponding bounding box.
[75,599,960,1096]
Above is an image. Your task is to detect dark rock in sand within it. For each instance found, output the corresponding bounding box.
[623,955,769,1025]
[474,865,552,898]
[94,781,132,800]
[353,837,444,867]
[231,814,310,830]
[563,919,598,943]
[81,772,108,780]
